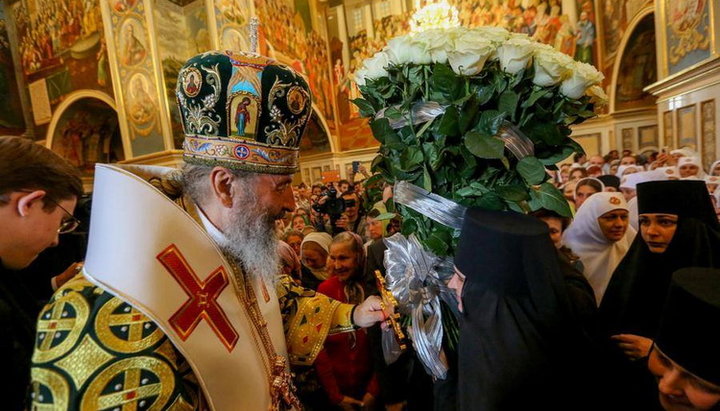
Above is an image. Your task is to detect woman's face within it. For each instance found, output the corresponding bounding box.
[448,268,466,313]
[292,216,306,231]
[620,187,637,202]
[712,164,720,176]
[328,241,358,281]
[540,217,563,249]
[301,245,327,270]
[563,183,577,201]
[639,213,679,253]
[622,166,639,176]
[679,164,700,178]
[366,216,383,240]
[610,164,619,175]
[286,234,303,256]
[570,169,585,181]
[597,209,629,242]
[575,184,599,209]
[648,347,720,411]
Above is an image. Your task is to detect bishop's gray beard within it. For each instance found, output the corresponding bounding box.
[217,192,280,286]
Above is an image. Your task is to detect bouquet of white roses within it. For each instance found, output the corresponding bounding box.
[355,26,606,257]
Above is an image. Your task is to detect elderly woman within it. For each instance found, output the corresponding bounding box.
[315,232,379,410]
[300,232,332,290]
[563,192,636,304]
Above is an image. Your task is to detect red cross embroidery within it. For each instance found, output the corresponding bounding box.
[157,244,239,352]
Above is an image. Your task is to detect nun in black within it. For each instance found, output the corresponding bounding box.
[598,180,720,409]
[450,208,599,410]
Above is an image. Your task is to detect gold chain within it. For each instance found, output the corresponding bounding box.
[227,259,301,410]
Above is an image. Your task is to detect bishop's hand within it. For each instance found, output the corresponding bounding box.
[353,295,386,328]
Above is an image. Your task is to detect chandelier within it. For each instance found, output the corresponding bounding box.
[409,0,460,34]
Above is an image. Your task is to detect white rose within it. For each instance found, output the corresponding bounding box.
[362,51,390,81]
[586,85,609,105]
[354,67,368,86]
[447,30,495,75]
[560,61,605,99]
[496,35,535,74]
[532,48,573,87]
[472,26,510,44]
[413,29,455,64]
[385,36,431,65]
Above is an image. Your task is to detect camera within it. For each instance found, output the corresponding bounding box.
[313,187,346,217]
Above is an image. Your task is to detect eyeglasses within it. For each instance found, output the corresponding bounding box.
[46,198,81,234]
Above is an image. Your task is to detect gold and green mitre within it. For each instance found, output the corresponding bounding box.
[177,50,313,174]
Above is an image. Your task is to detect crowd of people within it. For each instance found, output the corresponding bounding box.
[270,146,720,410]
[2,129,720,410]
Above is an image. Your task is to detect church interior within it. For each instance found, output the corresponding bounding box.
[1,0,718,188]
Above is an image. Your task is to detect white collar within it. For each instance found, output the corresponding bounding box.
[196,204,227,246]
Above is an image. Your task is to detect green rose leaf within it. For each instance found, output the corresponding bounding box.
[352,98,376,117]
[370,118,405,150]
[437,106,461,137]
[376,212,397,220]
[431,64,464,103]
[424,229,451,255]
[459,95,481,134]
[399,146,424,171]
[478,110,507,135]
[498,91,519,122]
[517,157,547,184]
[525,121,565,145]
[496,185,529,202]
[465,131,505,159]
[530,183,572,217]
[477,192,506,210]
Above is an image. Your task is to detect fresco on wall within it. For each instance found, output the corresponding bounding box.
[666,0,711,75]
[615,14,656,111]
[107,0,165,155]
[299,112,332,157]
[254,0,335,131]
[0,9,26,134]
[51,98,122,176]
[12,0,111,136]
[154,0,207,148]
[599,0,651,71]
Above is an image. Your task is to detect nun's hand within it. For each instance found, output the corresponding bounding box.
[611,334,653,360]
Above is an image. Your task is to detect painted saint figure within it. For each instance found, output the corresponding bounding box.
[235,97,251,136]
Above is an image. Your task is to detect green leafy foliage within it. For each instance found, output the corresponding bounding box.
[356,61,595,256]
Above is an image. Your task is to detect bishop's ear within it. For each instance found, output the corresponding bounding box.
[209,167,235,208]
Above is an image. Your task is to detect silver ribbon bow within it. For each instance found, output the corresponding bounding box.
[383,233,457,379]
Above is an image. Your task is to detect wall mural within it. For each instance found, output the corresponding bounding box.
[0,8,26,134]
[299,112,332,156]
[50,98,122,176]
[154,0,207,148]
[598,0,651,70]
[107,0,164,155]
[614,14,656,111]
[12,0,111,137]
[665,0,711,75]
[254,0,335,131]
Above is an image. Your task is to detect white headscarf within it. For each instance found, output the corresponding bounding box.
[678,156,706,179]
[573,177,605,200]
[300,232,332,280]
[619,171,655,190]
[709,160,720,176]
[627,196,639,231]
[615,164,640,177]
[670,148,697,158]
[562,192,637,305]
[653,166,679,180]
